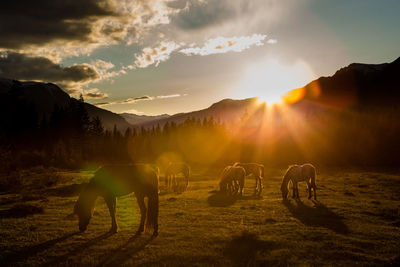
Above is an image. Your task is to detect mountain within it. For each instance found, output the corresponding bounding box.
[120,113,170,126]
[0,78,132,131]
[133,57,400,128]
[136,97,261,128]
[300,57,400,108]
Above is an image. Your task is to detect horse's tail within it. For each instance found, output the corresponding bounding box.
[146,173,159,235]
[311,166,317,188]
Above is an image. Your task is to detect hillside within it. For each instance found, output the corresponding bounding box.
[300,57,400,107]
[0,78,132,131]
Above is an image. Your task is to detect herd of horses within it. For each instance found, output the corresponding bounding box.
[73,162,317,236]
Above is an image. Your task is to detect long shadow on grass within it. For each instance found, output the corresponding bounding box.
[283,199,349,234]
[0,203,44,218]
[96,234,155,267]
[224,231,282,266]
[41,231,115,266]
[207,191,237,207]
[1,231,79,266]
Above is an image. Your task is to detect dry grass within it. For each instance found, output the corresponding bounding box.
[0,167,399,266]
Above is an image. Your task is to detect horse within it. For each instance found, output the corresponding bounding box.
[280,163,317,200]
[73,164,159,236]
[165,162,190,190]
[233,162,264,196]
[219,165,246,196]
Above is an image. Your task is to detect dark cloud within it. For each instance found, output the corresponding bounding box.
[171,0,235,30]
[0,0,117,49]
[0,52,99,83]
[94,94,183,106]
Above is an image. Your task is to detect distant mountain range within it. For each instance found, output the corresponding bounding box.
[120,113,170,126]
[1,57,399,131]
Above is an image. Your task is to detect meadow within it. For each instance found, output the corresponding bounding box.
[0,166,399,266]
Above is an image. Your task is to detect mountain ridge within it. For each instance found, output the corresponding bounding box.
[0,78,132,131]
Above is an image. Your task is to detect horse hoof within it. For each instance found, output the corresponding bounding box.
[135,230,144,236]
[109,227,119,233]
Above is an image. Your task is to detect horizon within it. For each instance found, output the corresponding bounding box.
[0,1,399,115]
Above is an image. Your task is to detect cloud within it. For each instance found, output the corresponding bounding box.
[267,39,277,44]
[95,93,184,106]
[131,41,181,68]
[0,0,175,58]
[0,52,126,96]
[122,108,145,115]
[0,52,99,84]
[82,88,109,99]
[170,0,235,30]
[179,34,266,56]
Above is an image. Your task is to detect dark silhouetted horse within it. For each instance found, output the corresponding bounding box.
[219,165,246,196]
[165,162,190,190]
[233,162,264,196]
[281,163,317,200]
[74,164,159,236]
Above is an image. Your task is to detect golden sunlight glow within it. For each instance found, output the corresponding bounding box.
[234,59,315,104]
[282,87,306,104]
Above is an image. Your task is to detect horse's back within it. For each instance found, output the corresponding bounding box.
[93,164,158,196]
[166,162,188,173]
[301,163,315,176]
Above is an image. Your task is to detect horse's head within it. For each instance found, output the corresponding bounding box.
[219,180,227,193]
[281,185,289,200]
[73,193,96,232]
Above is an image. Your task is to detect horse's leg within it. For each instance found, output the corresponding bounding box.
[292,181,297,198]
[306,179,312,199]
[257,176,263,196]
[253,174,258,195]
[105,195,118,233]
[313,184,317,200]
[240,178,244,196]
[259,175,264,196]
[136,194,147,234]
[173,174,177,189]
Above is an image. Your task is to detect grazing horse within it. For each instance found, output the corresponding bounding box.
[165,162,190,190]
[280,163,317,200]
[73,164,159,236]
[219,166,246,196]
[233,162,264,196]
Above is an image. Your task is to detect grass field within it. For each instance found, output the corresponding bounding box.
[1,167,400,266]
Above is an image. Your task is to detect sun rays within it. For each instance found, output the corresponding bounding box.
[233,59,316,105]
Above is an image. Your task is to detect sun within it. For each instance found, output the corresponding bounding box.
[234,59,315,105]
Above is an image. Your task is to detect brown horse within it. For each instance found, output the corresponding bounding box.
[165,162,190,190]
[73,164,159,236]
[281,163,317,200]
[233,162,264,196]
[219,166,246,196]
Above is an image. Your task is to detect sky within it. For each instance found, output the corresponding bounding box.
[0,0,399,115]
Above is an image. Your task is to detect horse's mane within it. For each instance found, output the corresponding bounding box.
[287,164,299,170]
